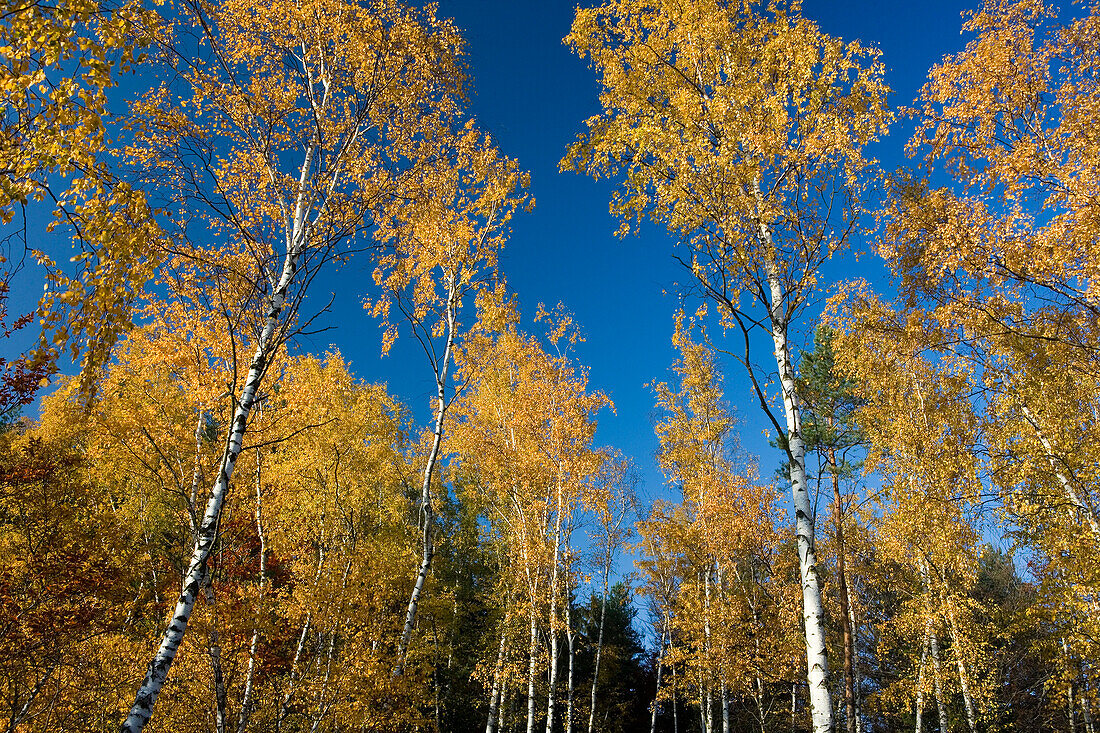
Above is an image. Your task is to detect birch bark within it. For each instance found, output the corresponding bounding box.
[545,472,565,733]
[588,556,611,733]
[237,439,267,733]
[946,603,977,733]
[749,178,832,733]
[486,610,511,733]
[930,631,948,733]
[827,450,856,733]
[394,277,458,675]
[122,235,304,733]
[1020,404,1100,541]
[767,262,832,733]
[915,619,931,733]
[565,598,576,733]
[202,568,228,733]
[650,623,668,733]
[527,612,539,733]
[847,582,862,733]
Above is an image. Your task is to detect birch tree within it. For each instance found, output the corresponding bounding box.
[860,0,1100,665]
[452,295,608,733]
[565,4,889,729]
[118,0,470,726]
[367,128,529,676]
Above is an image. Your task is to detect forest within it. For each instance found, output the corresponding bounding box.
[0,0,1097,731]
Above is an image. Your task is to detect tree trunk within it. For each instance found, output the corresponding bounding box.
[1082,674,1096,733]
[699,679,709,733]
[499,676,510,733]
[946,604,977,733]
[765,259,833,733]
[930,631,948,733]
[275,613,312,732]
[847,582,862,733]
[792,680,798,733]
[755,674,765,733]
[487,610,511,733]
[275,543,326,732]
[566,594,576,733]
[308,559,351,733]
[650,622,668,733]
[527,611,539,733]
[672,659,679,733]
[588,519,614,733]
[702,567,714,733]
[202,567,228,733]
[545,474,566,733]
[394,278,458,676]
[1066,638,1078,733]
[721,681,730,733]
[827,451,856,733]
[1020,405,1100,541]
[122,230,305,733]
[237,446,267,733]
[915,618,931,733]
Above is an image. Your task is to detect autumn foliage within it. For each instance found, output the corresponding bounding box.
[2,0,1100,731]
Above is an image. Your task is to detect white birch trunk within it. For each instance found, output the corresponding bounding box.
[1066,638,1078,733]
[237,446,267,733]
[792,680,798,732]
[8,663,57,732]
[275,613,312,732]
[755,674,765,733]
[527,612,540,733]
[202,569,228,733]
[702,567,713,733]
[915,618,931,733]
[545,474,565,733]
[275,544,325,732]
[930,631,948,733]
[671,657,679,733]
[394,277,458,675]
[847,582,862,733]
[588,546,612,733]
[946,604,977,733]
[760,232,832,733]
[716,565,729,733]
[1020,405,1100,541]
[650,623,668,733]
[308,559,351,733]
[699,678,709,733]
[487,610,511,733]
[721,681,730,733]
[1083,675,1096,733]
[566,594,576,733]
[122,237,303,733]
